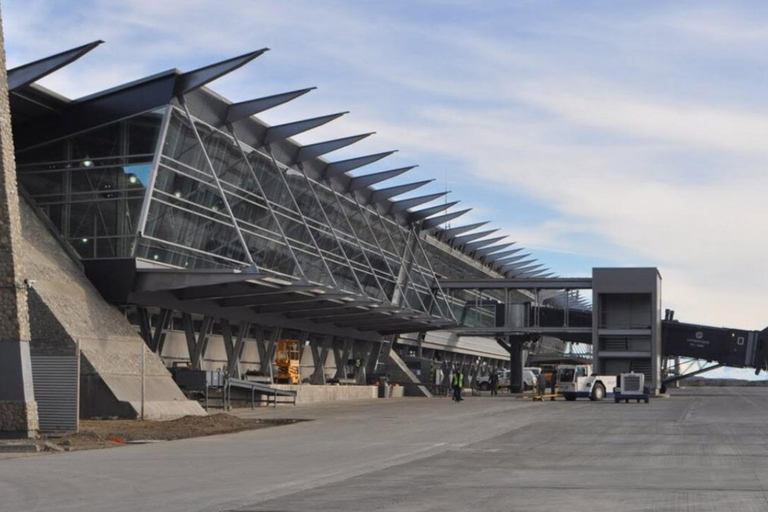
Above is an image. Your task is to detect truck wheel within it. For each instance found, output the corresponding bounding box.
[590,383,605,401]
[644,397,650,404]
[564,395,577,401]
[479,382,490,391]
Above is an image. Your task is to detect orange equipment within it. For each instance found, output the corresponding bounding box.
[275,339,301,384]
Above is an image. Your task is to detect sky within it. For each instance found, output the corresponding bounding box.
[4,1,768,378]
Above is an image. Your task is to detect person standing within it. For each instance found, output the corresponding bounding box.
[489,371,499,396]
[452,369,464,402]
[537,372,547,398]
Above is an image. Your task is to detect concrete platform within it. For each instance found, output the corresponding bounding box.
[2,387,768,511]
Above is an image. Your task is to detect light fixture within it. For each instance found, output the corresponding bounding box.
[82,156,93,168]
[128,175,138,185]
[153,254,159,260]
[81,238,88,243]
[174,191,182,198]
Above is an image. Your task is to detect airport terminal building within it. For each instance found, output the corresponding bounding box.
[6,42,588,421]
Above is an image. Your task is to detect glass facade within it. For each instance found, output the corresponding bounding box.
[17,104,467,318]
[16,109,164,259]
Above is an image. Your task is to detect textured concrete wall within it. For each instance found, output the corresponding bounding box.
[271,384,377,404]
[18,197,205,419]
[0,2,38,437]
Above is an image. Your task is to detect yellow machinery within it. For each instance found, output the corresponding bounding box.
[275,339,301,384]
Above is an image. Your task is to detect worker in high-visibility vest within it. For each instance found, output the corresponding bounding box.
[452,370,464,402]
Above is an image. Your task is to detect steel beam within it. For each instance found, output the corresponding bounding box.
[438,277,593,290]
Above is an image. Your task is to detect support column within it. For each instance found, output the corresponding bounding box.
[0,10,37,436]
[501,335,527,394]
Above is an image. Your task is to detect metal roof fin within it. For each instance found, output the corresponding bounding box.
[225,87,315,123]
[263,112,347,144]
[296,132,375,162]
[175,48,269,96]
[368,180,433,204]
[390,191,448,213]
[324,150,397,179]
[421,208,472,230]
[463,236,507,253]
[9,40,103,91]
[449,228,499,248]
[439,221,489,240]
[473,242,515,259]
[408,201,460,224]
[348,166,417,192]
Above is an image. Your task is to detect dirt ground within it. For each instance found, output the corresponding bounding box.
[44,414,303,452]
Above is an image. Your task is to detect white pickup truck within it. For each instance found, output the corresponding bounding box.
[476,368,538,391]
[556,364,617,401]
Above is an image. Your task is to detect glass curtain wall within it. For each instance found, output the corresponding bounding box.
[15,109,164,259]
[139,107,448,315]
[424,242,503,326]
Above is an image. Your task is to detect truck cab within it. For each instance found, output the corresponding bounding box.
[556,364,616,401]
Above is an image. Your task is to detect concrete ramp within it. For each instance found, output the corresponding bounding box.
[20,196,204,420]
[385,351,433,398]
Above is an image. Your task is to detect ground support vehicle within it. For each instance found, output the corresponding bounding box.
[613,372,650,403]
[556,364,616,401]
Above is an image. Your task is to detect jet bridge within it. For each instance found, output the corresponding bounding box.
[438,270,768,393]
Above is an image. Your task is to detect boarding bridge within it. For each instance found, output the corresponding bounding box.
[438,269,768,394]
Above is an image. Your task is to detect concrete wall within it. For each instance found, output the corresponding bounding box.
[271,384,377,404]
[0,9,37,437]
[19,197,204,419]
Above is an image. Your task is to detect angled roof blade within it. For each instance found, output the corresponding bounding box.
[408,201,460,224]
[439,222,489,240]
[9,40,103,91]
[324,151,397,179]
[348,166,417,192]
[532,271,556,278]
[421,208,472,230]
[368,180,433,204]
[500,259,537,271]
[389,192,448,214]
[518,267,548,277]
[263,112,347,145]
[175,48,269,96]
[495,253,531,269]
[449,228,499,248]
[514,267,549,278]
[486,248,523,266]
[463,235,507,254]
[296,132,375,162]
[473,242,515,259]
[507,264,544,277]
[225,87,315,124]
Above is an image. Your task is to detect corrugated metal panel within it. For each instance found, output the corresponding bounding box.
[31,356,79,433]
